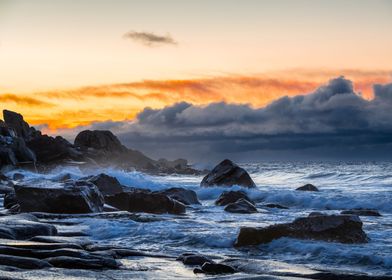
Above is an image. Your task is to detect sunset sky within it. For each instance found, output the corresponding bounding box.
[1,0,391,131]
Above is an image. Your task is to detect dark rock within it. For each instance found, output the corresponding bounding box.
[3,191,17,209]
[29,236,92,247]
[105,190,186,214]
[74,130,127,154]
[199,262,236,274]
[201,159,256,188]
[45,255,120,269]
[12,173,24,180]
[264,203,288,209]
[296,183,319,191]
[177,253,214,265]
[224,198,258,214]
[341,209,381,217]
[235,214,368,247]
[0,214,57,240]
[156,187,200,205]
[215,190,254,206]
[84,173,124,195]
[0,254,52,269]
[3,110,31,139]
[51,173,72,182]
[14,181,104,214]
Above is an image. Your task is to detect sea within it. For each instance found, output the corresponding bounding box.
[4,161,392,277]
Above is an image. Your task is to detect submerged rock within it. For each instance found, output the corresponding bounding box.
[215,190,254,206]
[341,209,381,217]
[156,187,200,205]
[296,183,319,191]
[201,159,256,188]
[83,173,124,195]
[14,181,104,214]
[194,262,236,275]
[264,203,289,209]
[224,199,258,214]
[177,253,214,266]
[105,190,186,215]
[235,214,368,246]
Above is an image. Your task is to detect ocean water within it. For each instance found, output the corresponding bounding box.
[6,161,392,277]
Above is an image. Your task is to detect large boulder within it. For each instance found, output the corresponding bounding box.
[201,159,256,188]
[3,110,31,139]
[215,191,253,206]
[83,173,124,195]
[224,198,258,214]
[156,187,200,205]
[14,181,104,214]
[74,130,127,154]
[105,190,186,214]
[235,214,368,246]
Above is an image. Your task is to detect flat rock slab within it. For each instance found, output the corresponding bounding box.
[0,254,52,269]
[0,239,83,250]
[29,236,93,247]
[45,255,120,269]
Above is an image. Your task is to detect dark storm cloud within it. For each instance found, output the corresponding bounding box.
[61,77,392,161]
[123,31,177,46]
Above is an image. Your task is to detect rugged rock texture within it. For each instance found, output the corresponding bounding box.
[177,253,214,265]
[235,214,368,246]
[105,190,186,214]
[224,198,258,214]
[83,173,124,195]
[3,110,32,140]
[156,187,200,205]
[0,214,57,240]
[74,130,127,154]
[341,209,382,217]
[215,190,254,206]
[201,159,256,188]
[296,183,319,191]
[14,181,104,214]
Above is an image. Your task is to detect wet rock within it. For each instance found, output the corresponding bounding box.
[296,183,319,191]
[83,173,124,195]
[29,236,92,247]
[14,181,104,214]
[0,185,14,195]
[0,254,52,269]
[235,214,368,246]
[3,110,31,139]
[45,255,120,269]
[3,192,17,209]
[201,159,256,188]
[341,209,381,217]
[177,253,214,265]
[156,187,200,205]
[12,173,24,181]
[224,199,258,214]
[0,214,57,240]
[74,130,127,154]
[264,203,288,209]
[196,262,236,275]
[105,190,186,215]
[215,190,254,206]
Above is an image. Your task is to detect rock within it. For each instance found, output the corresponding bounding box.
[201,159,256,188]
[177,253,214,265]
[264,203,288,209]
[105,190,186,215]
[3,110,31,139]
[156,187,200,205]
[341,209,381,217]
[234,214,368,246]
[0,254,52,269]
[224,198,258,214]
[29,236,92,247]
[45,255,120,269]
[0,214,57,240]
[296,183,319,191]
[12,173,24,180]
[3,192,17,209]
[74,130,127,154]
[14,181,104,214]
[215,190,254,206]
[197,262,236,275]
[83,173,124,195]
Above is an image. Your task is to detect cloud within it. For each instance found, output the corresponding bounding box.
[58,77,392,161]
[123,31,177,46]
[0,93,54,107]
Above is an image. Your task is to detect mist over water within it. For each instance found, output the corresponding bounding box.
[7,161,392,276]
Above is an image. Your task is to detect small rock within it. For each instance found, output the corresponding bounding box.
[296,184,319,191]
[224,199,258,214]
[199,262,236,274]
[12,173,24,181]
[264,203,288,209]
[177,253,214,266]
[156,187,200,205]
[341,209,381,217]
[215,191,254,206]
[84,173,124,195]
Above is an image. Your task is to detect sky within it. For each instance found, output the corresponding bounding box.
[1,0,392,161]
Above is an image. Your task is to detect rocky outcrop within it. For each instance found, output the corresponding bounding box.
[235,214,368,246]
[341,209,381,217]
[83,173,124,195]
[14,181,104,214]
[224,198,258,214]
[74,130,127,154]
[215,190,253,206]
[296,183,319,191]
[201,159,256,188]
[3,110,32,140]
[105,190,186,214]
[156,187,200,205]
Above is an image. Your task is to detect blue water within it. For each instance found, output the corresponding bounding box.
[7,161,392,276]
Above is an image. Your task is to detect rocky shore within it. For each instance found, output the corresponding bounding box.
[0,110,391,279]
